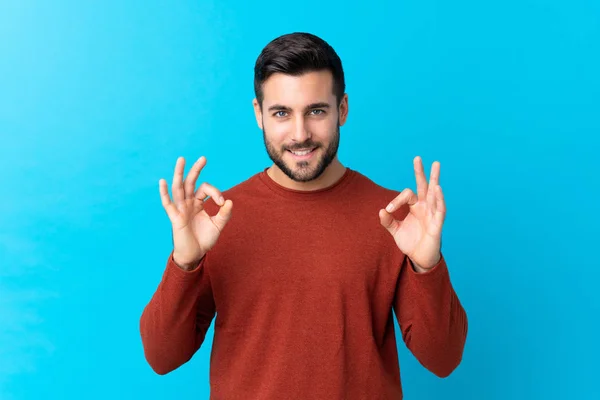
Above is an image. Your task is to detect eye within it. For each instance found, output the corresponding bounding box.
[273,111,288,118]
[310,109,325,116]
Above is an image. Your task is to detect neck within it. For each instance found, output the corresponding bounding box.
[267,159,347,191]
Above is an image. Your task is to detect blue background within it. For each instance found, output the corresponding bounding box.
[1,1,598,399]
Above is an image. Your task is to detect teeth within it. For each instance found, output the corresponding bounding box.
[291,148,313,156]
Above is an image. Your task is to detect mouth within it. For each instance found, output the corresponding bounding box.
[287,147,317,160]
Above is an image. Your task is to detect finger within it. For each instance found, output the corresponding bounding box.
[385,188,417,213]
[414,156,428,201]
[171,157,186,204]
[159,178,178,220]
[429,161,440,187]
[427,162,439,214]
[211,199,234,232]
[426,162,440,214]
[195,182,225,205]
[184,156,207,199]
[433,185,446,228]
[379,208,399,235]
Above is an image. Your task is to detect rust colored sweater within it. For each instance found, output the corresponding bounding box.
[140,167,468,399]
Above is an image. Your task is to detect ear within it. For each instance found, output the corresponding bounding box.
[338,93,349,126]
[252,98,264,130]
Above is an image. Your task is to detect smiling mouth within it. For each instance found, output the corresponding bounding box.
[288,147,316,156]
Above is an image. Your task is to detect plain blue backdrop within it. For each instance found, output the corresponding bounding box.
[1,0,598,399]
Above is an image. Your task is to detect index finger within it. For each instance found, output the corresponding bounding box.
[385,188,417,213]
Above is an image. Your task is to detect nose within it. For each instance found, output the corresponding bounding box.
[291,115,311,143]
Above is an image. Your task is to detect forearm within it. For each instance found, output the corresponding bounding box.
[139,252,215,375]
[396,255,468,377]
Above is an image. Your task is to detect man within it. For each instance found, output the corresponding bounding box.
[140,32,468,399]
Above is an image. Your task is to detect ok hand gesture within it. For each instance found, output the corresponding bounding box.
[379,156,446,272]
[159,156,233,270]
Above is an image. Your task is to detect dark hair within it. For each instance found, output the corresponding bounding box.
[254,32,346,108]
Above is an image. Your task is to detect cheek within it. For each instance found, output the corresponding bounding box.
[306,119,324,131]
[264,120,289,145]
[309,119,336,139]
[272,121,290,137]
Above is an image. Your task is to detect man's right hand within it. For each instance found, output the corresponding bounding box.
[159,156,233,271]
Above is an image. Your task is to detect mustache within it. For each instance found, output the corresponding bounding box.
[285,141,320,151]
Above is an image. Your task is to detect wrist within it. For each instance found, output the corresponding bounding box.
[409,252,441,273]
[172,252,206,271]
[411,262,429,274]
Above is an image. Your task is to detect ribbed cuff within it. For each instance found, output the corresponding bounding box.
[165,251,207,282]
[406,253,449,282]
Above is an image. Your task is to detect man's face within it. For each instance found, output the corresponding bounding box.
[253,70,348,182]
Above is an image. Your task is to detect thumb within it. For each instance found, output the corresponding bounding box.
[379,208,399,235]
[211,199,233,231]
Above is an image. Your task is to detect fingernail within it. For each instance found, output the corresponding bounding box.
[219,196,225,204]
[386,203,393,212]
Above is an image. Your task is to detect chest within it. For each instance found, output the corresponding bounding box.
[207,214,400,310]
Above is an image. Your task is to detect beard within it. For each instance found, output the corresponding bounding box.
[263,123,340,183]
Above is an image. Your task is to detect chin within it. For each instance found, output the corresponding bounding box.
[289,167,322,182]
[263,130,339,183]
[282,156,327,182]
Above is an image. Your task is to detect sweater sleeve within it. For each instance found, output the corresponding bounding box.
[139,251,216,375]
[393,253,468,377]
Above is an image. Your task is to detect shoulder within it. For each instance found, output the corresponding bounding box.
[350,169,403,200]
[201,169,264,214]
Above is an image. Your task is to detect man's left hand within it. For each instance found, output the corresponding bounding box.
[379,156,446,272]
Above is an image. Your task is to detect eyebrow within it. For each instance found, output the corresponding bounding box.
[267,102,331,112]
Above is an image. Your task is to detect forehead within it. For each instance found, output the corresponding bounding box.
[261,70,335,108]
